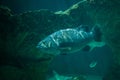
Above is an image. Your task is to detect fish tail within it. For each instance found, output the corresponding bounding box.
[89,25,105,48]
[92,24,102,42]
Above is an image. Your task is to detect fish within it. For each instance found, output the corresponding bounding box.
[36,25,105,56]
[89,61,97,68]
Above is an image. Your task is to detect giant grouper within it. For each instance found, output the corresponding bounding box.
[36,25,105,56]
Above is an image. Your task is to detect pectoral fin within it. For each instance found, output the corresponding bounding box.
[82,45,96,52]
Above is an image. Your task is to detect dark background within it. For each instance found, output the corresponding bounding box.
[0,0,80,14]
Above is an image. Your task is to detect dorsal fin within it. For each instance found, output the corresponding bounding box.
[76,25,90,32]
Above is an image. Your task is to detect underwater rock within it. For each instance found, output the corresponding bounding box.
[0,5,12,18]
[0,4,92,80]
[84,0,120,80]
[55,0,120,80]
[0,7,57,80]
[103,63,120,80]
[0,66,23,80]
[63,0,94,26]
[64,0,120,80]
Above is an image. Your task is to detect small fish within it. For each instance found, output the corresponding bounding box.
[36,25,105,56]
[89,61,97,68]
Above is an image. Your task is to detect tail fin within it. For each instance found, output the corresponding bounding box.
[89,24,105,49]
[92,25,102,42]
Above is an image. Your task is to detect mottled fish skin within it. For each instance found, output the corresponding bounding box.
[36,25,94,55]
